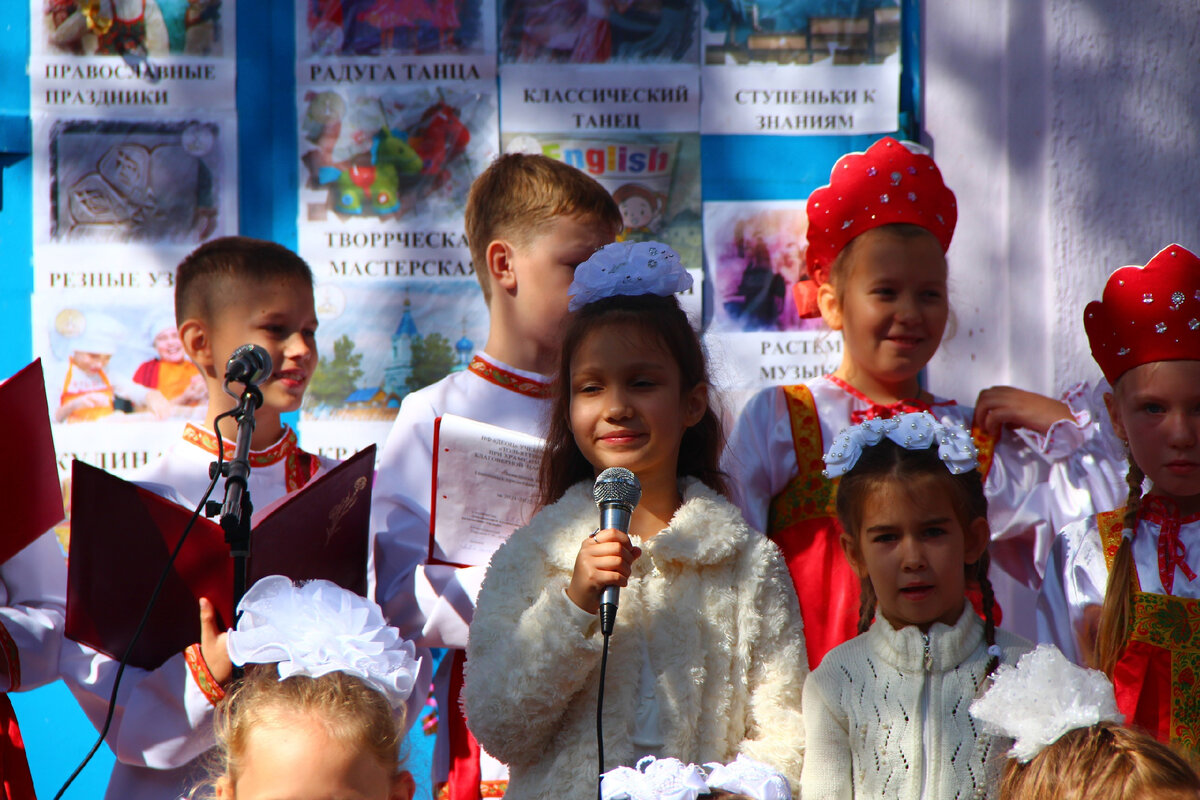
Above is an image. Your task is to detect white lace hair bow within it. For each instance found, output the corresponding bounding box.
[969,644,1123,763]
[704,755,792,800]
[601,755,791,800]
[822,411,978,479]
[227,575,422,712]
[567,240,693,312]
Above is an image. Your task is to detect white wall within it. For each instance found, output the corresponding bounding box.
[921,0,1200,401]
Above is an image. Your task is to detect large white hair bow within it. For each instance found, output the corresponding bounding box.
[601,755,791,800]
[822,411,978,479]
[704,754,792,800]
[969,644,1123,763]
[227,575,422,711]
[568,241,693,311]
[601,757,709,800]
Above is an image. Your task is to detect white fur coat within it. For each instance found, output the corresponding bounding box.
[464,478,808,800]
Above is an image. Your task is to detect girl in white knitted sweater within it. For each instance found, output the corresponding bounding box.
[801,413,1033,800]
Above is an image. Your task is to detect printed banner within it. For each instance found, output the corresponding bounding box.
[300,0,496,59]
[502,132,703,274]
[31,113,239,246]
[31,0,236,111]
[499,0,700,65]
[700,1,901,135]
[298,279,490,459]
[703,200,839,415]
[499,65,698,134]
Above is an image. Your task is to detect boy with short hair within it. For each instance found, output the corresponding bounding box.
[372,153,621,798]
[60,236,339,800]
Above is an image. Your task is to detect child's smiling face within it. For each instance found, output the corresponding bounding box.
[819,227,948,398]
[153,327,186,362]
[568,322,706,486]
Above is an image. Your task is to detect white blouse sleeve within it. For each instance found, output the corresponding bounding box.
[979,384,1128,591]
[723,387,800,534]
[58,641,217,768]
[0,531,67,691]
[1036,518,1108,664]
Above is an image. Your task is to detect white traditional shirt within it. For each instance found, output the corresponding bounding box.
[59,423,335,800]
[372,353,551,784]
[1038,503,1200,665]
[0,531,67,693]
[723,375,1127,639]
[801,605,1031,800]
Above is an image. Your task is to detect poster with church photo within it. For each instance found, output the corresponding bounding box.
[298,280,488,460]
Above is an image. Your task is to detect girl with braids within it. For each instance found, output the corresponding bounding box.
[801,412,1032,800]
[1037,244,1200,755]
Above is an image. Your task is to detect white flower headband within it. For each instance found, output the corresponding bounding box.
[601,755,791,800]
[969,644,1123,763]
[227,575,422,712]
[822,411,978,479]
[567,240,693,312]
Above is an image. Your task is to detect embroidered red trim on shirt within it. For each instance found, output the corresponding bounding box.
[0,621,21,691]
[183,423,298,467]
[436,781,508,800]
[467,356,551,399]
[285,449,323,493]
[184,643,226,706]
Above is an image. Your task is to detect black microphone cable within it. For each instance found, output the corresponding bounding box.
[595,528,611,800]
[53,406,238,799]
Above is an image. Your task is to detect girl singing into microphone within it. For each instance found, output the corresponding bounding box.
[464,242,808,800]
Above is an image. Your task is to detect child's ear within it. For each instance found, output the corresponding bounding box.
[839,531,869,578]
[215,775,234,800]
[816,282,843,330]
[390,770,416,800]
[486,240,518,293]
[682,383,708,428]
[179,319,215,373]
[964,517,990,564]
[1103,390,1127,443]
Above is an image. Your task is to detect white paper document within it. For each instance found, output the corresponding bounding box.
[429,413,545,567]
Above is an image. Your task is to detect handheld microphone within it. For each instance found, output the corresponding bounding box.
[224,344,273,386]
[592,467,641,636]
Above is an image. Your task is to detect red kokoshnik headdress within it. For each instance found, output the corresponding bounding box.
[1084,243,1200,385]
[804,136,957,285]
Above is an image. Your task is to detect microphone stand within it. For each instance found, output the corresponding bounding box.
[206,379,262,676]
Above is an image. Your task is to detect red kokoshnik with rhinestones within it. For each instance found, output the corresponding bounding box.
[804,136,958,286]
[1084,244,1200,385]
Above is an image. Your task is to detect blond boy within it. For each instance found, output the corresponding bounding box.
[372,154,621,796]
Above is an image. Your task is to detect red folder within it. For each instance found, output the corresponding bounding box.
[2,360,63,566]
[65,445,375,670]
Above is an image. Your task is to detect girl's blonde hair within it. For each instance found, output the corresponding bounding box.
[999,722,1200,800]
[1096,449,1146,676]
[196,664,405,795]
